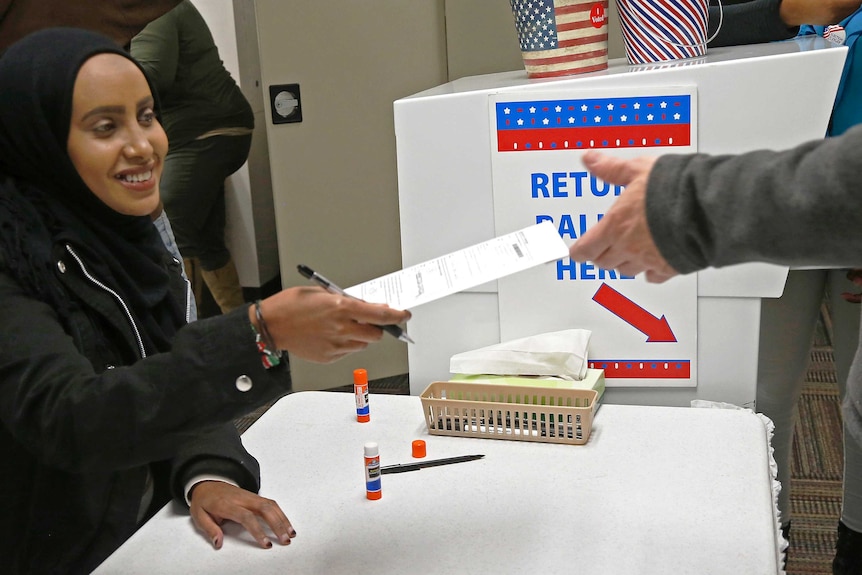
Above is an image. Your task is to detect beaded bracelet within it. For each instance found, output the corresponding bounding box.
[251,300,283,369]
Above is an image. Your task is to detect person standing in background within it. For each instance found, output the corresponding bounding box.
[0,0,181,51]
[706,0,860,47]
[707,2,862,572]
[706,0,798,46]
[761,6,862,574]
[680,1,862,570]
[131,0,252,314]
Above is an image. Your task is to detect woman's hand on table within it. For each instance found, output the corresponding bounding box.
[189,480,296,550]
[252,286,411,363]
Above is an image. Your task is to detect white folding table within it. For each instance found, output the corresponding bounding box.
[95,391,782,574]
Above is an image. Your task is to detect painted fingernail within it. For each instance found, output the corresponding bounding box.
[212,535,222,550]
[263,537,272,549]
[280,533,291,544]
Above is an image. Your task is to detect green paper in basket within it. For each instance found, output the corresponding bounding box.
[449,368,605,403]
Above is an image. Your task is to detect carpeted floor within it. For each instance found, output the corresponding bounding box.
[787,362,843,574]
[786,302,844,575]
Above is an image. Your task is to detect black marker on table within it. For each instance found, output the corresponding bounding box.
[297,264,414,344]
[380,454,485,474]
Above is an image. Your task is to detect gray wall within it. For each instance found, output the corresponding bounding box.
[253,1,447,390]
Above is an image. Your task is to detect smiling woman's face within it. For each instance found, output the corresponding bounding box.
[66,53,168,216]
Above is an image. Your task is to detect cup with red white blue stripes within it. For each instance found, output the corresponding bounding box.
[617,0,722,65]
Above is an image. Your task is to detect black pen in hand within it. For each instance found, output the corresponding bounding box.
[297,264,414,344]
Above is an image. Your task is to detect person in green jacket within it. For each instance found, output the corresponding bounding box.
[0,0,181,50]
[131,1,252,314]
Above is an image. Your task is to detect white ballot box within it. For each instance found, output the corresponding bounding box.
[394,38,847,407]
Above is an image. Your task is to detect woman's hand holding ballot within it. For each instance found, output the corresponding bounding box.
[250,287,411,364]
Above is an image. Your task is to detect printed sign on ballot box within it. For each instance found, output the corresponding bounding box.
[490,86,699,387]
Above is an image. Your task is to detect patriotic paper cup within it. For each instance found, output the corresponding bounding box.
[617,0,712,64]
[510,0,609,78]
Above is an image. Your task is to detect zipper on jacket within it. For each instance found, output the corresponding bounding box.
[64,245,147,359]
[182,268,193,324]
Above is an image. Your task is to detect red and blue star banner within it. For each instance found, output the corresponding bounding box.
[496,94,692,151]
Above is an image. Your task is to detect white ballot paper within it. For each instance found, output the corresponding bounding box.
[346,221,568,310]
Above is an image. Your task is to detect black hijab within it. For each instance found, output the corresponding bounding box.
[0,27,184,355]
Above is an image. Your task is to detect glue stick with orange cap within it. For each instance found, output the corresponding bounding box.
[354,368,370,423]
[364,442,381,500]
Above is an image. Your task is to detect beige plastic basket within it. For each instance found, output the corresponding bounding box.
[419,381,598,445]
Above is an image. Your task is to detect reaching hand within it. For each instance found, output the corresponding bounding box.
[189,480,296,550]
[568,151,679,284]
[254,286,412,363]
[841,268,862,304]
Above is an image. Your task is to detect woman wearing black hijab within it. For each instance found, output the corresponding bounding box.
[0,28,410,573]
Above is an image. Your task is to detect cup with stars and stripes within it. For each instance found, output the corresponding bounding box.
[509,0,609,78]
[617,0,721,65]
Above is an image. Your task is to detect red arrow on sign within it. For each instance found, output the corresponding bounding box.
[592,283,677,342]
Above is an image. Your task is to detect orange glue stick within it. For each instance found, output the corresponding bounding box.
[354,368,370,422]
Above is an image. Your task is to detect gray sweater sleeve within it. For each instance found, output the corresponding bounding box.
[645,123,862,273]
[707,0,798,47]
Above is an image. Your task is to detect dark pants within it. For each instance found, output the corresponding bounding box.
[160,133,252,270]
